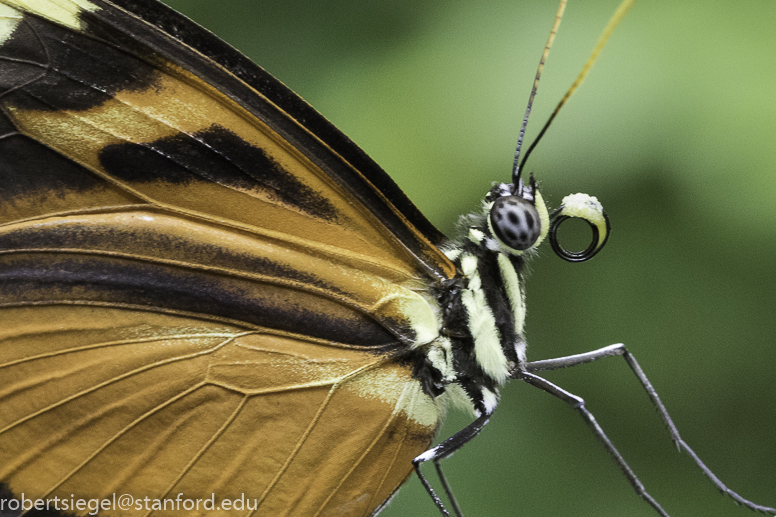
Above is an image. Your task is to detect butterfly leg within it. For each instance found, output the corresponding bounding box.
[517,370,670,517]
[524,344,776,515]
[434,459,462,517]
[413,413,491,517]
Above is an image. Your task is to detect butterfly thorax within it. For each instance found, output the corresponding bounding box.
[413,180,549,416]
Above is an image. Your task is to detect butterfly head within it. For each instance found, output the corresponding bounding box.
[481,176,610,263]
[485,175,550,255]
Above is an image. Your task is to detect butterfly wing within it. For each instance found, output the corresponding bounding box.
[0,0,452,514]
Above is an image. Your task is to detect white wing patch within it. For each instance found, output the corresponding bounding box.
[1,0,99,32]
[345,366,439,428]
[0,2,22,44]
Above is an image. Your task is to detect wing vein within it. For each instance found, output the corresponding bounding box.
[152,396,249,515]
[0,332,237,369]
[313,375,413,517]
[249,359,386,516]
[0,333,242,435]
[37,382,208,500]
[0,16,49,99]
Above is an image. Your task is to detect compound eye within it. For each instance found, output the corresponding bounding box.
[489,196,542,250]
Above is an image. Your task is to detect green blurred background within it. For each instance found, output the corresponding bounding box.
[162,1,775,515]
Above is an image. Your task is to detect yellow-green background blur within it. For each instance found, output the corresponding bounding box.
[162,1,775,515]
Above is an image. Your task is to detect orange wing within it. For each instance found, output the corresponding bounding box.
[0,307,438,516]
[0,0,454,515]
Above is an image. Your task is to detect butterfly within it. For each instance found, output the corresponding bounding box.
[1,0,774,516]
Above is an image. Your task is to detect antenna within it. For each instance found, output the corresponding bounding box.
[513,0,638,182]
[512,0,567,188]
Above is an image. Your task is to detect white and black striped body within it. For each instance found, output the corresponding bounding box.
[412,180,547,418]
[437,234,527,416]
[413,179,609,420]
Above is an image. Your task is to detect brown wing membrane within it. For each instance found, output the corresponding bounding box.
[0,306,438,516]
[0,0,448,515]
